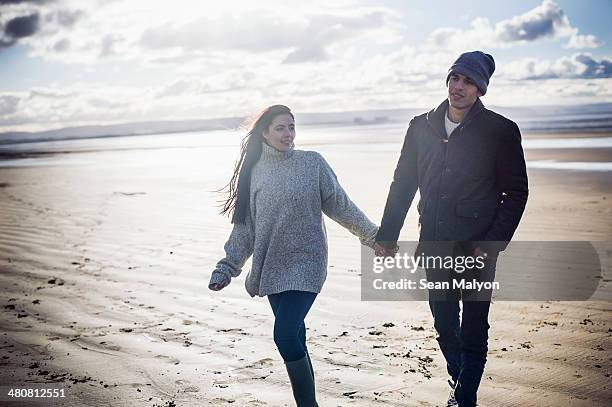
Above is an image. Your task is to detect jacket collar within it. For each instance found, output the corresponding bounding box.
[426,98,485,139]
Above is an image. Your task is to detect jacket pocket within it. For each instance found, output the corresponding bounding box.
[456,199,499,219]
[454,199,499,241]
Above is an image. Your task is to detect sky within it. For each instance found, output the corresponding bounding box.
[0,0,611,132]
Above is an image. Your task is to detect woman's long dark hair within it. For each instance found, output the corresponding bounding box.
[218,105,294,224]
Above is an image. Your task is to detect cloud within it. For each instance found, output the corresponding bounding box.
[1,2,398,65]
[500,54,612,80]
[99,34,123,57]
[5,13,39,37]
[283,43,328,64]
[28,87,74,98]
[0,37,12,47]
[140,8,398,64]
[51,36,68,51]
[495,0,573,42]
[156,70,258,98]
[426,0,602,51]
[0,85,143,130]
[573,54,612,78]
[282,9,394,63]
[564,34,603,49]
[426,17,496,51]
[0,0,52,4]
[0,95,20,116]
[0,13,39,47]
[483,77,611,106]
[2,59,611,133]
[50,9,82,27]
[0,3,84,50]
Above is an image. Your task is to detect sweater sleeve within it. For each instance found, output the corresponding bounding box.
[317,154,379,247]
[209,213,255,286]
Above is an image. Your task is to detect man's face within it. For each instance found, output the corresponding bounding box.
[447,73,481,110]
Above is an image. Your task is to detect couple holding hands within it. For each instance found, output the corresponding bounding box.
[208,51,529,407]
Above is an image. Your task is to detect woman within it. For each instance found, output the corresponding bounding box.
[209,105,377,406]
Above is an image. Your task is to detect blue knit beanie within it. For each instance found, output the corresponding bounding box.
[446,51,495,96]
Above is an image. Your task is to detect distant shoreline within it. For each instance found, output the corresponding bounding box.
[2,102,611,146]
[1,122,612,147]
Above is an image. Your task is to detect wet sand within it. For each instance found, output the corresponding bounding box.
[0,131,611,406]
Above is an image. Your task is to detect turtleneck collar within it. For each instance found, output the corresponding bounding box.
[260,140,295,163]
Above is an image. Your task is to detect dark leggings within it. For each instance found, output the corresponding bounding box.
[268,290,317,362]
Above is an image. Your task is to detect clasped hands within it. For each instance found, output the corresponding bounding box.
[373,242,487,258]
[373,242,399,258]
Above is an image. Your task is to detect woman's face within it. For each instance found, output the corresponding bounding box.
[262,113,295,151]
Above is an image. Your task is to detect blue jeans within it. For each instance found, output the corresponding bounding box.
[268,290,317,362]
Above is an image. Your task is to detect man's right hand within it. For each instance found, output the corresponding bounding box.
[374,242,398,258]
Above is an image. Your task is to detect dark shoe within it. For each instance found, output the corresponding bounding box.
[285,355,318,407]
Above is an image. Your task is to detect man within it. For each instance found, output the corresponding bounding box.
[375,51,528,406]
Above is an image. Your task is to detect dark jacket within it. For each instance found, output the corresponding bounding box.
[376,98,528,253]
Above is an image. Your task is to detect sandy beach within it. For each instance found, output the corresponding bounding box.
[0,128,611,406]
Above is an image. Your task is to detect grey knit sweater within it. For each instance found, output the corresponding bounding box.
[208,141,378,297]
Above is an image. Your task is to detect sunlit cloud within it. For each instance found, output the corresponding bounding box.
[426,0,602,51]
[499,53,612,80]
[565,34,604,50]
